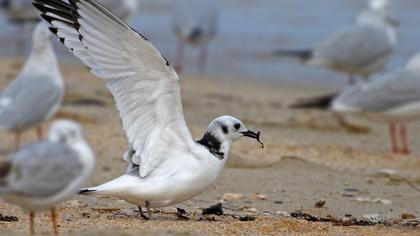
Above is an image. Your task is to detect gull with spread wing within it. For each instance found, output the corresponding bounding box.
[33,0,263,219]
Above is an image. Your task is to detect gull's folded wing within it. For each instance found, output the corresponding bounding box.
[1,142,82,197]
[33,0,195,177]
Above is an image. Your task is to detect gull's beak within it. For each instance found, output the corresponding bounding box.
[241,130,264,149]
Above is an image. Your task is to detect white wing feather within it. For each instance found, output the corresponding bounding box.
[34,0,195,177]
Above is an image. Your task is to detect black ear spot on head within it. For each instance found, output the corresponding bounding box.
[221,125,228,134]
[234,123,241,130]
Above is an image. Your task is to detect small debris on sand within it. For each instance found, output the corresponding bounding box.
[202,204,224,216]
[0,214,18,222]
[176,208,190,220]
[314,199,326,208]
[402,213,416,220]
[238,215,256,222]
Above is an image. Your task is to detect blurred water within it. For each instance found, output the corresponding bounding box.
[1,0,420,87]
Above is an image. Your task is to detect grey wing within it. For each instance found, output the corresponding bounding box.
[4,142,83,198]
[335,71,420,112]
[0,75,63,130]
[315,25,393,67]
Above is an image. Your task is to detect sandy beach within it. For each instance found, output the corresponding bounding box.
[0,58,419,235]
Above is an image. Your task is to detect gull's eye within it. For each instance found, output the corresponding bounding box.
[221,125,228,134]
[234,123,241,130]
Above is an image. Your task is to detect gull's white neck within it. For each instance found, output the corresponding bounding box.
[23,38,62,84]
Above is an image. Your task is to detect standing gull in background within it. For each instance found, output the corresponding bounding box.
[173,0,218,73]
[0,22,64,150]
[332,53,420,155]
[273,0,398,85]
[33,0,263,220]
[0,120,95,235]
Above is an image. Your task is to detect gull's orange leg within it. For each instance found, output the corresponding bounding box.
[29,212,35,235]
[51,207,59,236]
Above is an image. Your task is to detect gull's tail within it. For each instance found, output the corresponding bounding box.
[78,189,97,195]
[290,93,338,110]
[78,174,140,196]
[272,48,313,62]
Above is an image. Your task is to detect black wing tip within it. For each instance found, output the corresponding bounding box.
[49,27,58,34]
[78,189,96,195]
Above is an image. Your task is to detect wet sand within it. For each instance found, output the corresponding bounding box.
[0,58,419,235]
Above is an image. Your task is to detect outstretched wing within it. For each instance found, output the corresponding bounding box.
[33,0,195,177]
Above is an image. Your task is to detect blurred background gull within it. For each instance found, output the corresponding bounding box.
[0,22,63,150]
[273,0,399,85]
[172,0,218,73]
[0,120,94,235]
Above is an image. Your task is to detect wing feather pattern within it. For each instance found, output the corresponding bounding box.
[33,0,194,177]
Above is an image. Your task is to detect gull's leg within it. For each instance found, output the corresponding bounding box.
[29,212,35,235]
[175,39,185,73]
[198,45,208,73]
[389,123,399,154]
[146,201,152,219]
[14,131,22,150]
[138,206,149,220]
[51,207,59,236]
[36,125,43,141]
[400,124,410,155]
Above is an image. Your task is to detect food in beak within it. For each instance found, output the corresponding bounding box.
[242,130,264,149]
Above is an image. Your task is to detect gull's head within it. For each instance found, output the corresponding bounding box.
[49,120,85,146]
[204,116,263,146]
[357,2,399,45]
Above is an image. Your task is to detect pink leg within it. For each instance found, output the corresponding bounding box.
[198,45,208,73]
[36,125,43,141]
[389,123,399,154]
[400,124,410,155]
[175,39,185,73]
